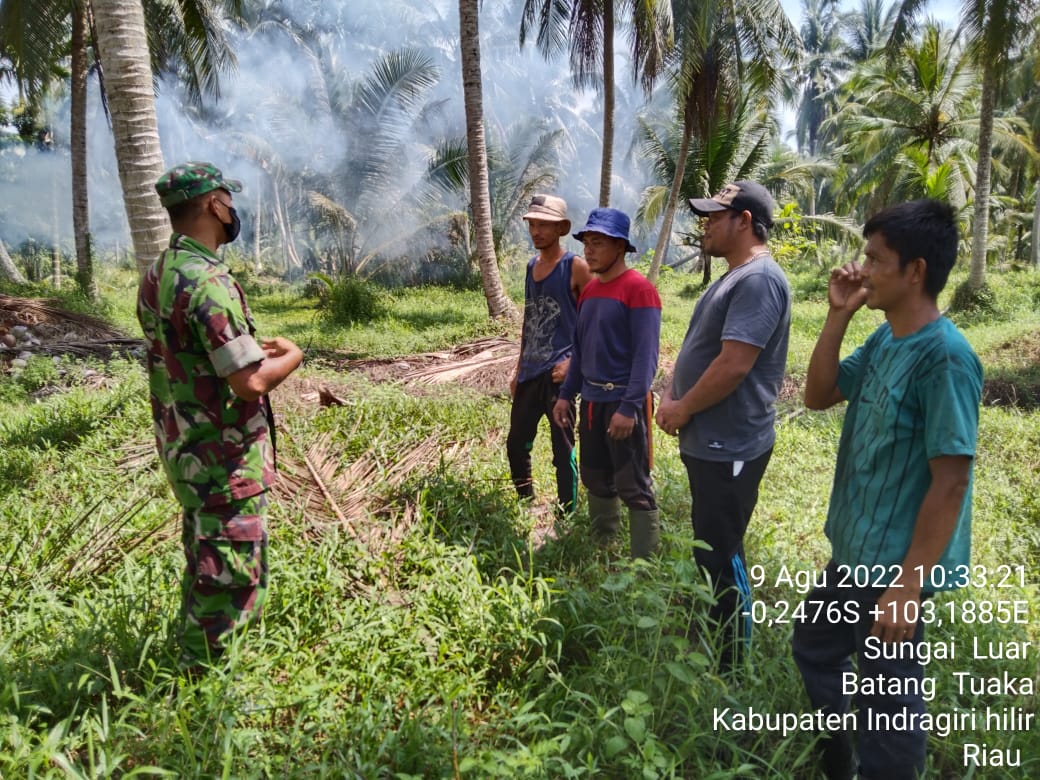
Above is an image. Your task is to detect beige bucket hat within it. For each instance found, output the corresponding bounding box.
[522,194,571,233]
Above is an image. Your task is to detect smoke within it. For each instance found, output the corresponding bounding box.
[1,0,661,266]
[0,88,132,254]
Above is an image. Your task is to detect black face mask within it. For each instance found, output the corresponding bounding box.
[222,206,241,243]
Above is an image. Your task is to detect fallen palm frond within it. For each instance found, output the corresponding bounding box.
[399,336,517,387]
[0,295,126,340]
[65,494,174,580]
[314,336,519,395]
[116,440,158,471]
[340,336,515,378]
[275,430,462,556]
[0,490,176,607]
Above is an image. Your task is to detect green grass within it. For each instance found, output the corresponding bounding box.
[1,262,1038,778]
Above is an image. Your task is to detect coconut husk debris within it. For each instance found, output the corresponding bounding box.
[0,294,141,363]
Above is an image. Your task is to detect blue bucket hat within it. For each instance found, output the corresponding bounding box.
[573,208,637,253]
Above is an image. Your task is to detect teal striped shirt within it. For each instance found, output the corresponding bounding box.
[826,317,983,591]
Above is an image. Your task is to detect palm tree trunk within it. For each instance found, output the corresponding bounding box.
[968,62,997,290]
[253,173,263,273]
[271,182,301,270]
[647,116,693,283]
[71,2,94,297]
[92,0,169,276]
[459,0,516,320]
[0,238,27,285]
[598,0,615,207]
[1032,181,1040,269]
[51,180,62,290]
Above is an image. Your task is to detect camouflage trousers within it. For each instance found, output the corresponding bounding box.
[179,493,269,667]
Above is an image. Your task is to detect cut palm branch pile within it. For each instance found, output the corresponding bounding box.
[1,294,141,360]
[17,337,145,358]
[0,294,125,340]
[113,416,465,558]
[110,429,464,600]
[339,335,517,394]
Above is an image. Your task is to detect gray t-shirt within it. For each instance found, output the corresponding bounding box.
[671,255,791,461]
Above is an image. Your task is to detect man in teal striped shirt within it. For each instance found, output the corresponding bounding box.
[795,199,983,780]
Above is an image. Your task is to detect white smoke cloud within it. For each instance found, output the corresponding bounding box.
[2,0,660,263]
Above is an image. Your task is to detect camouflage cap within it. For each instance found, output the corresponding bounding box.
[155,161,242,207]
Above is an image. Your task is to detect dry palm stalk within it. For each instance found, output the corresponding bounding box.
[447,336,515,357]
[24,337,144,358]
[115,440,158,472]
[64,493,173,580]
[402,341,517,387]
[404,356,515,386]
[0,491,175,605]
[338,336,517,383]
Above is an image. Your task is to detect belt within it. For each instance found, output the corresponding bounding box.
[587,379,626,391]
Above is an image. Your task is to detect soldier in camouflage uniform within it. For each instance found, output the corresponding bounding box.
[137,162,303,669]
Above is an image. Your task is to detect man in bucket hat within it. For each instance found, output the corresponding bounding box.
[508,195,592,515]
[656,180,791,673]
[138,161,303,672]
[552,208,661,558]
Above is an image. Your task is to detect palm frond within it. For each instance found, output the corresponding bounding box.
[519,0,571,60]
[426,137,471,193]
[0,0,70,97]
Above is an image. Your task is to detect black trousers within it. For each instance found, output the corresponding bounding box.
[506,371,577,512]
[793,561,929,780]
[578,398,656,511]
[682,448,772,669]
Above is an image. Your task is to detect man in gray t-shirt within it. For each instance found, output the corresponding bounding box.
[656,180,791,672]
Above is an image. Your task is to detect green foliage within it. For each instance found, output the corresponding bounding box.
[1,277,1039,777]
[0,355,53,404]
[948,280,1003,322]
[770,203,861,276]
[310,272,388,326]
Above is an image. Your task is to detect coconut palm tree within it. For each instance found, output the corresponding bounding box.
[636,87,773,280]
[0,237,28,284]
[646,0,800,281]
[459,0,515,320]
[831,22,1034,228]
[840,0,897,62]
[796,0,845,158]
[988,35,1040,266]
[1009,43,1040,267]
[890,0,1040,291]
[67,2,92,293]
[425,117,566,253]
[827,23,981,219]
[1,0,81,288]
[519,0,673,207]
[1,0,245,287]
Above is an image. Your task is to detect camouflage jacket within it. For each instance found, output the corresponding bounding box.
[137,234,275,530]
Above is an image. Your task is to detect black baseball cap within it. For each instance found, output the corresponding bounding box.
[689,181,775,229]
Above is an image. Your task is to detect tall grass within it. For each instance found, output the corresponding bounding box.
[0,265,1037,778]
